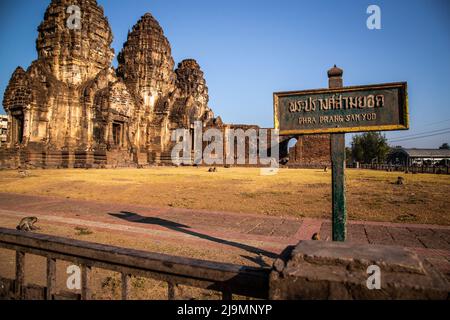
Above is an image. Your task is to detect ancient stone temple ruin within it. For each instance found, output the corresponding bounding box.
[0,0,329,168]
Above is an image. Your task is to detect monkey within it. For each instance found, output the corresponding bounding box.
[18,169,29,178]
[396,177,405,185]
[208,167,218,173]
[280,157,289,166]
[16,217,40,232]
[312,233,320,241]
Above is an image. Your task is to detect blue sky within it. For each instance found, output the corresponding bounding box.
[0,0,449,148]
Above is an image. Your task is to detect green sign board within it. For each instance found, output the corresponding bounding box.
[274,82,409,135]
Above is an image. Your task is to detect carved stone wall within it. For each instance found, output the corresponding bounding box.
[117,13,175,112]
[36,0,114,86]
[170,59,213,128]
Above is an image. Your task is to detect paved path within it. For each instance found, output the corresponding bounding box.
[0,193,449,275]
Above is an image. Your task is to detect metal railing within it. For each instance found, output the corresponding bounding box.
[0,228,270,300]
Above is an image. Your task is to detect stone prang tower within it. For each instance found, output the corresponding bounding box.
[1,0,219,168]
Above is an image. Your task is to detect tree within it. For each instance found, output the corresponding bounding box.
[439,143,450,150]
[345,147,352,163]
[351,132,390,164]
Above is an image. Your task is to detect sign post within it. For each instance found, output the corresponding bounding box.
[274,66,409,242]
[328,66,346,241]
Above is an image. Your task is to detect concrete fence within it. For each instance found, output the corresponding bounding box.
[0,228,448,300]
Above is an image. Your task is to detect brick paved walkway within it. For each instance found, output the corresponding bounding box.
[0,193,449,276]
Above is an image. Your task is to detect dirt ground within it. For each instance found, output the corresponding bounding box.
[0,167,449,225]
[0,167,449,299]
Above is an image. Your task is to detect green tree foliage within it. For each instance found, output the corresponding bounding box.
[345,147,352,162]
[351,132,390,164]
[439,143,450,150]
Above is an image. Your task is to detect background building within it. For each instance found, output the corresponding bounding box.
[0,115,7,147]
[388,147,450,166]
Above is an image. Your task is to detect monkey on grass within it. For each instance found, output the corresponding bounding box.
[16,217,40,232]
[396,177,405,185]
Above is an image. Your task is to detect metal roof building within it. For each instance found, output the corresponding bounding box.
[388,147,450,166]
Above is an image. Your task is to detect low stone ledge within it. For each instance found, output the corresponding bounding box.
[270,241,450,300]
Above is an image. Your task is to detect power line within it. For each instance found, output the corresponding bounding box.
[390,130,450,142]
[389,130,450,143]
[417,118,450,128]
[388,127,450,140]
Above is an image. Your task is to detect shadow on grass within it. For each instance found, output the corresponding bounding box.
[108,211,278,266]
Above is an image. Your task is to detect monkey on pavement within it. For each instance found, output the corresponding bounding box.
[16,217,40,232]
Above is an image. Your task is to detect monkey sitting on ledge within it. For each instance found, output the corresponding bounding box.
[16,217,40,232]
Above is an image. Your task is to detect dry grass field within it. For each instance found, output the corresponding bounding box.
[1,167,449,299]
[0,167,449,225]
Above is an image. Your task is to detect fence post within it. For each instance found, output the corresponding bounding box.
[222,288,233,301]
[168,282,177,300]
[121,273,131,300]
[15,251,25,300]
[81,265,91,300]
[46,258,56,300]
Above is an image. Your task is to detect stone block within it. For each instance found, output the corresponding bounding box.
[270,241,450,300]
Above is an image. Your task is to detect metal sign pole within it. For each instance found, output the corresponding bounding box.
[328,66,346,241]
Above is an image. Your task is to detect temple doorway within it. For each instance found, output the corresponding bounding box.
[13,113,24,144]
[112,122,123,147]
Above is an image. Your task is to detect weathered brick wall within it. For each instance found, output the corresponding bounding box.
[289,134,331,167]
